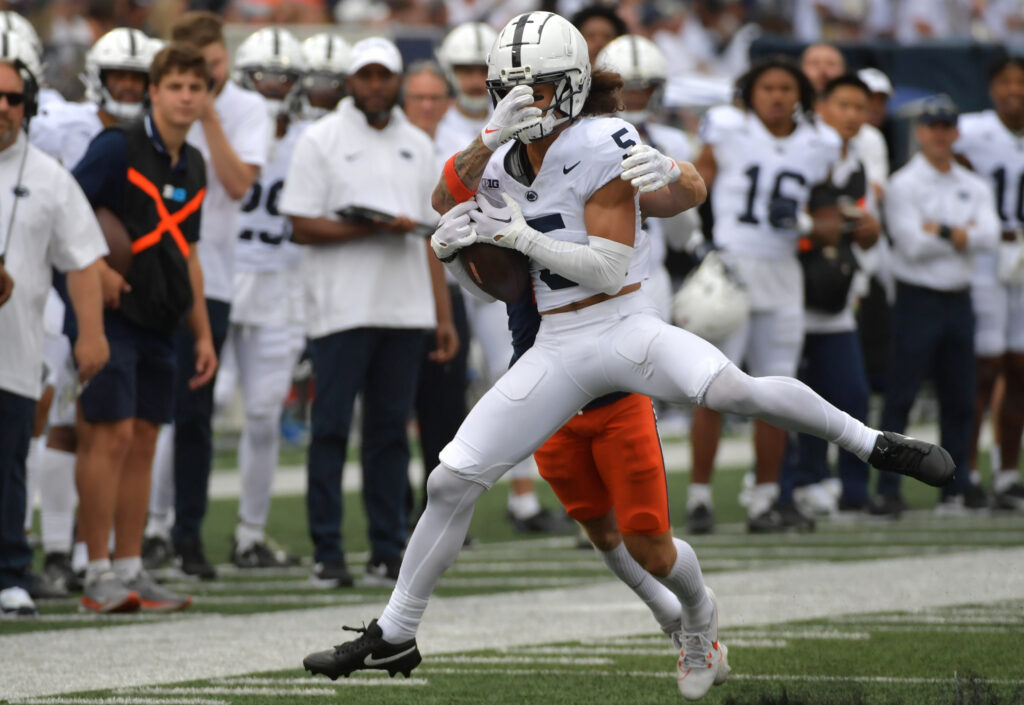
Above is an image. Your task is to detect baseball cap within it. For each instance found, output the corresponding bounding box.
[917,94,959,126]
[349,37,403,75]
[857,67,892,96]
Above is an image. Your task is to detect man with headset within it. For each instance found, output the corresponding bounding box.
[0,32,109,617]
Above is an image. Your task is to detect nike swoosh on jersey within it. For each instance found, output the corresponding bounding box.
[563,161,581,174]
[363,646,417,667]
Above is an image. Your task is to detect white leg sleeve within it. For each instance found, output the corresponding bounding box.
[39,447,77,554]
[656,538,712,632]
[600,542,681,634]
[24,436,43,532]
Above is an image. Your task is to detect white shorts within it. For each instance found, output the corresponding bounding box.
[439,290,730,488]
[972,280,1024,356]
[44,334,77,428]
[719,306,805,378]
[228,322,306,418]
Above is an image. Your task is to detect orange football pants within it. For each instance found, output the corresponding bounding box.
[534,393,670,536]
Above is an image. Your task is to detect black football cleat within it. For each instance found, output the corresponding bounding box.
[868,432,955,487]
[303,619,421,679]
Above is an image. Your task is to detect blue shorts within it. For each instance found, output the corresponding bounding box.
[79,310,176,424]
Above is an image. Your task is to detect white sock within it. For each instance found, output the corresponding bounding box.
[990,445,1002,475]
[85,558,112,585]
[234,522,264,551]
[599,542,681,634]
[687,483,712,510]
[39,447,77,554]
[507,491,542,520]
[969,469,981,486]
[238,412,279,531]
[378,465,486,643]
[705,365,881,462]
[656,538,712,632]
[144,512,174,540]
[148,425,176,516]
[748,482,780,518]
[72,542,89,573]
[995,469,1021,493]
[113,556,142,583]
[24,436,45,532]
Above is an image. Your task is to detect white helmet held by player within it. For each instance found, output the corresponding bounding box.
[233,27,306,118]
[437,22,496,114]
[83,28,159,121]
[486,11,591,143]
[596,34,667,125]
[671,251,749,344]
[300,32,350,120]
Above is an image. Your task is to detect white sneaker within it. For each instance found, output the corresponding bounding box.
[0,586,38,617]
[674,586,729,700]
[794,482,838,518]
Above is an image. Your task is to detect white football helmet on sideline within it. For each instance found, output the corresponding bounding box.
[83,28,158,120]
[486,11,591,143]
[300,32,350,119]
[0,30,43,118]
[0,12,41,59]
[437,22,497,114]
[233,27,306,118]
[671,251,750,344]
[596,34,667,125]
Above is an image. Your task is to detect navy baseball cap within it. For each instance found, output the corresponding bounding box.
[918,94,959,126]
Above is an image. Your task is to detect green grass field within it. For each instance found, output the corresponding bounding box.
[5,442,1024,705]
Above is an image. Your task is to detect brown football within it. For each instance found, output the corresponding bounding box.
[95,207,133,276]
[459,242,530,303]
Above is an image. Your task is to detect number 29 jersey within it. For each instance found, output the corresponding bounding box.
[477,116,647,312]
[701,105,840,259]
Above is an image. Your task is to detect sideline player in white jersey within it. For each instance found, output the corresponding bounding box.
[302,11,954,695]
[596,33,698,321]
[214,27,310,567]
[955,55,1024,510]
[688,56,843,534]
[27,27,158,594]
[299,32,350,119]
[434,20,573,534]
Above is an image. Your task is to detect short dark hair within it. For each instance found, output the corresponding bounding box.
[150,42,211,87]
[988,54,1024,84]
[570,4,628,37]
[822,73,870,100]
[582,68,623,116]
[170,11,224,48]
[736,55,817,120]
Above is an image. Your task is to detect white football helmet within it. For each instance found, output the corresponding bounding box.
[486,11,591,143]
[233,27,306,118]
[300,32,351,119]
[596,34,667,125]
[83,28,157,121]
[437,22,497,115]
[671,251,750,344]
[0,12,41,59]
[0,30,43,118]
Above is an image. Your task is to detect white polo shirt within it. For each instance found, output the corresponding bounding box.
[0,133,107,400]
[280,97,437,338]
[187,81,271,304]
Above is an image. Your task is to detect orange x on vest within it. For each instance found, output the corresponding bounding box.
[127,167,206,258]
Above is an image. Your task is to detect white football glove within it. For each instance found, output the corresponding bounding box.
[430,200,480,262]
[620,144,682,193]
[468,193,535,251]
[480,85,543,151]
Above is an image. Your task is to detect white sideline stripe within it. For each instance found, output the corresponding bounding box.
[15,700,229,705]
[833,614,1024,624]
[5,547,1023,699]
[814,624,1021,634]
[208,677,428,687]
[511,640,786,655]
[125,688,335,696]
[716,630,871,640]
[430,656,613,665]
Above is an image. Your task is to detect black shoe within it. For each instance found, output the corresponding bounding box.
[686,503,715,535]
[311,561,354,588]
[776,501,816,531]
[838,498,868,512]
[993,481,1024,511]
[868,432,955,487]
[30,571,68,599]
[364,558,401,587]
[508,508,576,534]
[964,483,989,510]
[231,539,300,569]
[304,619,421,679]
[174,538,217,580]
[41,552,81,594]
[746,502,815,533]
[142,535,174,571]
[867,494,906,518]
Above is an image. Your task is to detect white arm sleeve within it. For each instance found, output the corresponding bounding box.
[517,231,634,295]
[443,257,497,303]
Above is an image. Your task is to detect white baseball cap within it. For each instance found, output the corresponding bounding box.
[858,67,892,96]
[349,37,403,75]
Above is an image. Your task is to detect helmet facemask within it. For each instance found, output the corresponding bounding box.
[98,68,149,120]
[486,68,589,143]
[619,77,665,126]
[240,66,303,118]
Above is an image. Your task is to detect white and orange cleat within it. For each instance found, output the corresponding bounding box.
[673,586,730,700]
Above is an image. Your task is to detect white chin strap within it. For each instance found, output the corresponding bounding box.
[101,90,144,121]
[263,98,287,119]
[620,109,649,126]
[518,104,571,144]
[456,92,490,115]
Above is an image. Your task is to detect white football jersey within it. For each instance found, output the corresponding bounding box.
[478,116,646,312]
[701,105,840,259]
[636,121,693,267]
[29,101,103,169]
[435,106,487,174]
[234,119,309,274]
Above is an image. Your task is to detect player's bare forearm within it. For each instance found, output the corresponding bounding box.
[185,248,213,345]
[432,136,492,214]
[639,162,707,218]
[290,216,376,244]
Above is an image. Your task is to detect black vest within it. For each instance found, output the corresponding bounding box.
[114,119,206,331]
